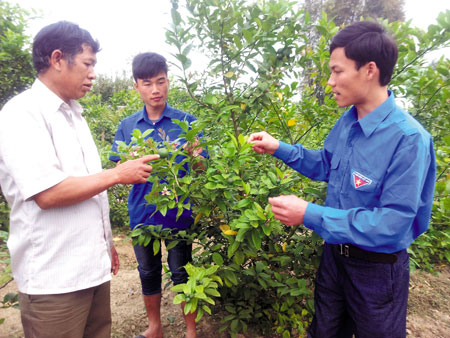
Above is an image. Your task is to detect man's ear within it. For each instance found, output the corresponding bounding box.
[366,61,379,81]
[49,50,64,71]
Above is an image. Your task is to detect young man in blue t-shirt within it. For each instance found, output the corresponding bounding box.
[249,21,436,337]
[110,52,204,338]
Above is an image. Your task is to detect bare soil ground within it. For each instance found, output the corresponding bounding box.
[1,233,450,338]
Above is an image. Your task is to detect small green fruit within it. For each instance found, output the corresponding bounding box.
[157,148,169,158]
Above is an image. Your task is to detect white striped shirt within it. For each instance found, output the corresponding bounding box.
[0,79,113,294]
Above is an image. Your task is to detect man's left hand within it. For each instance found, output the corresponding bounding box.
[268,195,308,226]
[183,139,203,158]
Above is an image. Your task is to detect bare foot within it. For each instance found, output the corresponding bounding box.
[142,325,163,338]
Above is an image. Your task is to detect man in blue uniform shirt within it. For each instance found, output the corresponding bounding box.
[110,52,205,338]
[249,21,436,337]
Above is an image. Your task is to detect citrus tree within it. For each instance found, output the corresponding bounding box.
[114,1,450,337]
[115,1,329,336]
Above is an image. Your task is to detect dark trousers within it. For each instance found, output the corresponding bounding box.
[133,236,192,296]
[308,243,409,338]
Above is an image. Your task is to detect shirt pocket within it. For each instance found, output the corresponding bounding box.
[328,154,342,188]
[331,154,340,170]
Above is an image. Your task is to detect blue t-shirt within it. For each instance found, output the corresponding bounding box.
[274,91,436,253]
[110,103,204,230]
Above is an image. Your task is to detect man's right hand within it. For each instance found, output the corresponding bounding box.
[114,154,160,184]
[248,131,280,155]
[33,154,161,210]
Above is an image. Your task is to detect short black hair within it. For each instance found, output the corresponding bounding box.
[330,21,398,86]
[132,52,168,81]
[33,21,100,74]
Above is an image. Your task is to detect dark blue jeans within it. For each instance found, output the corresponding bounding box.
[133,235,192,296]
[308,243,409,338]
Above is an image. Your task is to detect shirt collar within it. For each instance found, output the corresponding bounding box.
[357,90,396,138]
[140,103,177,123]
[33,79,83,118]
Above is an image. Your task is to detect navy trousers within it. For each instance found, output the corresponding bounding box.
[308,242,409,338]
[133,236,192,296]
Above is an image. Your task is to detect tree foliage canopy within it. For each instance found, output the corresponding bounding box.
[0,1,35,108]
[304,0,405,26]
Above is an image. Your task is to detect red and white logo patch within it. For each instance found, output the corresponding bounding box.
[352,171,372,189]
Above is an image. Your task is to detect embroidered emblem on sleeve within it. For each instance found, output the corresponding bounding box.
[352,171,372,189]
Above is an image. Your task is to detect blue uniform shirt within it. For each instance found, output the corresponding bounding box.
[110,103,205,230]
[274,91,436,253]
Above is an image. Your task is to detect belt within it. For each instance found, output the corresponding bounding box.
[334,244,398,264]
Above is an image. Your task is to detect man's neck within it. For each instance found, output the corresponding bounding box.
[355,86,389,120]
[145,104,165,121]
[38,73,71,104]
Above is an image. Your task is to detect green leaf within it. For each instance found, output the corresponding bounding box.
[235,198,251,209]
[261,223,272,236]
[223,270,238,286]
[212,252,224,266]
[173,293,186,304]
[233,35,243,49]
[236,227,250,242]
[195,292,207,300]
[205,94,218,106]
[233,250,245,265]
[143,234,152,248]
[171,284,185,292]
[231,318,240,331]
[211,275,224,286]
[184,301,192,314]
[159,204,167,216]
[195,308,204,322]
[251,231,261,250]
[205,288,221,297]
[204,182,216,189]
[166,240,179,251]
[205,265,219,275]
[171,8,182,26]
[227,240,240,258]
[189,297,198,312]
[153,240,161,255]
[242,181,250,195]
[243,29,253,43]
[182,43,194,56]
[138,234,145,246]
[202,304,212,315]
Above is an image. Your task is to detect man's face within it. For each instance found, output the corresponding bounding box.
[134,72,169,112]
[59,44,96,102]
[328,47,369,108]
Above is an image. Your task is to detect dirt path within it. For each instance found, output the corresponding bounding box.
[1,234,450,338]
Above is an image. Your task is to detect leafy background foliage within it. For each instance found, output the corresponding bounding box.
[0,2,35,109]
[0,0,449,336]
